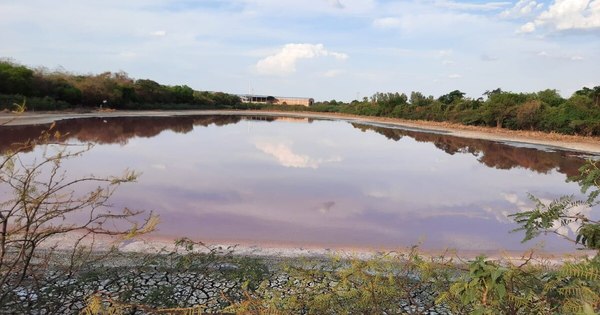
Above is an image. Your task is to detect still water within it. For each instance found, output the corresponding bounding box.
[1,115,597,253]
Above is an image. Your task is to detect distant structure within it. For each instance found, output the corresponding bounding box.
[238,94,314,107]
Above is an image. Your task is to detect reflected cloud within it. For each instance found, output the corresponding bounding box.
[365,189,390,199]
[501,193,592,238]
[480,192,530,223]
[416,210,489,220]
[151,163,167,170]
[318,201,336,214]
[255,141,341,169]
[483,205,513,223]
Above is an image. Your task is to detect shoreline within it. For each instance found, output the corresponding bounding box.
[52,231,596,264]
[2,109,599,154]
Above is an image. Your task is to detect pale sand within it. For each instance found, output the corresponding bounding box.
[2,109,599,154]
[47,232,594,265]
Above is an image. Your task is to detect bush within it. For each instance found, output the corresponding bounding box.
[0,94,72,111]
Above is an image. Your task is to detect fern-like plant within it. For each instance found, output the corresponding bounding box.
[12,97,26,113]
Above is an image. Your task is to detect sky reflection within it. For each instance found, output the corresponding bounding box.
[0,115,597,253]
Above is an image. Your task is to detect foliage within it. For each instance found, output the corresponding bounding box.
[438,90,465,105]
[310,86,600,136]
[11,97,27,112]
[0,94,71,111]
[0,60,241,110]
[226,248,455,315]
[0,61,33,95]
[0,123,157,314]
[510,161,600,250]
[3,59,600,137]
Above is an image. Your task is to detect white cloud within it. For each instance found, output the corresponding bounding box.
[535,50,586,61]
[255,43,348,76]
[436,0,511,11]
[448,73,462,79]
[150,30,167,37]
[500,0,544,18]
[236,0,373,15]
[437,49,453,57]
[481,54,499,61]
[329,0,345,9]
[255,141,342,168]
[372,17,402,29]
[519,21,537,32]
[119,51,137,58]
[520,0,600,32]
[322,69,344,77]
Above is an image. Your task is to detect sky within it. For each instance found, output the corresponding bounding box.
[0,0,598,102]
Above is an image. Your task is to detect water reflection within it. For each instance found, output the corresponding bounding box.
[255,141,342,169]
[351,122,585,177]
[0,116,586,177]
[0,115,243,151]
[0,115,597,253]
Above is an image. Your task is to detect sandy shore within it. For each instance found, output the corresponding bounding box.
[1,109,599,154]
[47,231,594,264]
[51,232,597,266]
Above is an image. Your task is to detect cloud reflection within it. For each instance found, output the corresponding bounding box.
[500,193,592,238]
[318,201,336,214]
[255,141,341,169]
[151,163,167,170]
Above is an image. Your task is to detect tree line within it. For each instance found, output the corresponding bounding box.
[0,59,241,111]
[2,59,599,136]
[310,87,600,136]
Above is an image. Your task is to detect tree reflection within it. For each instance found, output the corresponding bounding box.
[0,115,244,152]
[351,123,586,177]
[0,116,589,178]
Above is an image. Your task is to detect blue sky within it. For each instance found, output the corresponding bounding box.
[0,0,598,101]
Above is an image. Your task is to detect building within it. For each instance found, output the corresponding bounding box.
[238,94,314,107]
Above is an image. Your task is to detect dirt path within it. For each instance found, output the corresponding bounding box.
[1,109,599,154]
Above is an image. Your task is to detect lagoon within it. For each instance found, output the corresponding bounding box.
[0,114,596,253]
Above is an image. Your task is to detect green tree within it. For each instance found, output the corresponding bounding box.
[0,61,34,95]
[483,92,528,128]
[483,88,503,99]
[409,91,433,107]
[438,90,465,105]
[515,100,543,130]
[537,89,565,107]
[134,79,165,104]
[373,92,407,116]
[169,85,195,104]
[575,86,600,107]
